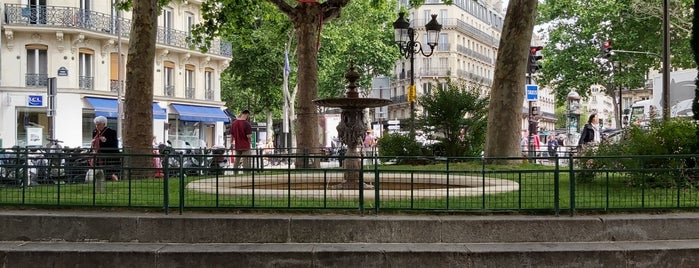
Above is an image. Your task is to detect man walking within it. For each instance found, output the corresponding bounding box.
[231,110,252,173]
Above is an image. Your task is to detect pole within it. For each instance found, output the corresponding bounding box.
[116,8,123,142]
[527,70,534,161]
[661,0,670,120]
[408,28,416,137]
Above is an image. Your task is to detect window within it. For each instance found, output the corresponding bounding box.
[26,44,48,87]
[110,53,125,92]
[438,33,449,51]
[164,61,175,96]
[28,0,47,25]
[79,48,94,90]
[161,7,173,44]
[185,64,195,99]
[205,68,214,100]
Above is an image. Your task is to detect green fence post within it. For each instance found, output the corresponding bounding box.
[568,152,575,216]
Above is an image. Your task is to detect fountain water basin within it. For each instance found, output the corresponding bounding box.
[186,173,520,200]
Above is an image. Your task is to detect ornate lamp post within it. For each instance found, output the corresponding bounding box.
[566,90,581,145]
[392,12,442,136]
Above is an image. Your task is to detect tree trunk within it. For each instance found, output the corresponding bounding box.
[484,0,539,162]
[292,6,321,168]
[123,0,157,178]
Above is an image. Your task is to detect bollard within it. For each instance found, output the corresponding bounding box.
[94,169,106,193]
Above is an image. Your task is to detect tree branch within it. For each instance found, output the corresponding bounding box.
[267,0,294,17]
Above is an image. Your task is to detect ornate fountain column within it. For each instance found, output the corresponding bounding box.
[313,64,391,190]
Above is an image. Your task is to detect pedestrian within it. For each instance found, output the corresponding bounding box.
[363,130,375,156]
[578,113,601,147]
[230,110,252,172]
[547,134,558,159]
[91,116,120,181]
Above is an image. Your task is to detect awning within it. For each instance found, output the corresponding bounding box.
[84,97,167,119]
[171,104,230,123]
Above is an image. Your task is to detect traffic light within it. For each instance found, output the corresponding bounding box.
[528,46,543,73]
[601,41,612,59]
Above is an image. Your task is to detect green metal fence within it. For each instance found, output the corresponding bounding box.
[0,147,697,215]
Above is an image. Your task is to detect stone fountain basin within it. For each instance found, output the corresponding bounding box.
[186,172,519,201]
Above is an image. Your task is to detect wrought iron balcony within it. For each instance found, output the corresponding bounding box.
[110,80,121,92]
[185,87,195,99]
[25,73,48,87]
[205,89,214,100]
[79,76,94,90]
[390,94,407,104]
[164,85,174,97]
[3,4,232,58]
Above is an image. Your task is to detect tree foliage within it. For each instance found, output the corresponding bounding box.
[418,80,489,157]
[537,0,695,106]
[317,0,399,98]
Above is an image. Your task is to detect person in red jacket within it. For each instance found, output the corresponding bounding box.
[230,110,252,172]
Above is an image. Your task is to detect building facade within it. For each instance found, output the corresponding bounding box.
[0,0,231,148]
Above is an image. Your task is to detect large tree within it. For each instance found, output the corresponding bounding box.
[121,0,159,177]
[484,0,539,160]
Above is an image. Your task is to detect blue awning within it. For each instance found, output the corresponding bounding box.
[171,104,230,123]
[85,97,167,119]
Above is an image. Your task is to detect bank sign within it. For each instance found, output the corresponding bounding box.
[27,95,43,107]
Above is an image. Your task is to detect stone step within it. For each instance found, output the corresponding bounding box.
[2,210,699,244]
[1,240,698,267]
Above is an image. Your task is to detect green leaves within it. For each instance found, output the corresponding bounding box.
[418,80,489,157]
[537,0,694,104]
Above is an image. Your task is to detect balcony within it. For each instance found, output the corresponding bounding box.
[185,87,195,99]
[4,4,232,57]
[79,76,94,90]
[110,80,122,92]
[25,73,48,87]
[205,89,214,100]
[391,94,407,104]
[164,85,174,97]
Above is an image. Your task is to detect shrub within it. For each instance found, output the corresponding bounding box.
[376,133,422,162]
[577,118,698,187]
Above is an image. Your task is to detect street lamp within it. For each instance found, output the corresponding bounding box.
[566,90,581,145]
[393,12,442,136]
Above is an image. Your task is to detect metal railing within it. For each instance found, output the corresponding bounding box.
[185,87,195,99]
[25,73,48,87]
[79,76,94,90]
[110,80,122,92]
[3,4,232,57]
[164,85,174,97]
[1,147,697,215]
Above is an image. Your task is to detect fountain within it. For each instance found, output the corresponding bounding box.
[312,63,392,190]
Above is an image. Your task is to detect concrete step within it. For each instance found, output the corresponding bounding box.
[1,210,699,244]
[1,240,699,267]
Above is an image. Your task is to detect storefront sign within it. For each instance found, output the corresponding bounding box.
[27,95,43,107]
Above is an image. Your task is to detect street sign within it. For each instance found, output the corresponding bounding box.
[526,84,538,101]
[407,85,417,102]
[387,120,400,125]
[387,125,400,130]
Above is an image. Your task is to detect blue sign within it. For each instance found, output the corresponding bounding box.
[28,95,43,107]
[525,84,538,101]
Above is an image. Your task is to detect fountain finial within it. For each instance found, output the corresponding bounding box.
[344,62,360,98]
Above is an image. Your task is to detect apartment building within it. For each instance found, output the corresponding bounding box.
[0,0,231,148]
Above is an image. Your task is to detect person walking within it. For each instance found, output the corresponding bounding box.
[91,116,120,181]
[578,113,601,148]
[230,110,253,173]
